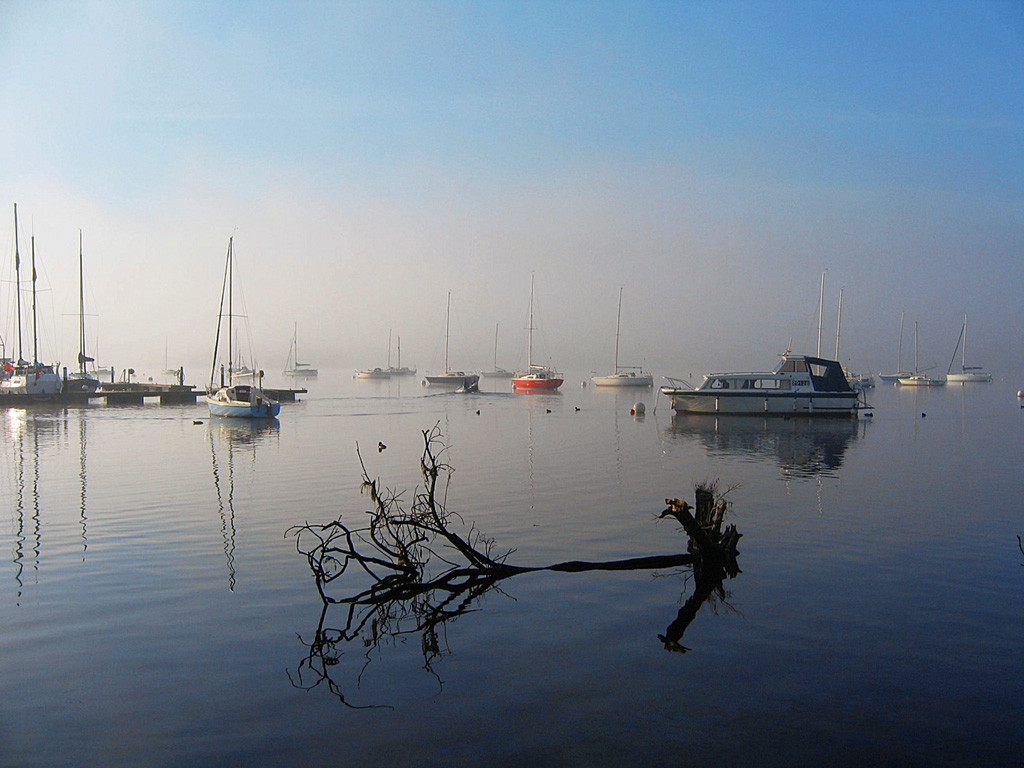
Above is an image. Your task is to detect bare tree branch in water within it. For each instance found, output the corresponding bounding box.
[289,423,741,705]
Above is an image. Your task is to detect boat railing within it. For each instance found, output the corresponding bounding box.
[661,376,694,390]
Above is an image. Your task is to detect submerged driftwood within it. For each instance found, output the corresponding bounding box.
[289,424,742,706]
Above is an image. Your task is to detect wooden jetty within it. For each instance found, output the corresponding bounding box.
[0,382,307,407]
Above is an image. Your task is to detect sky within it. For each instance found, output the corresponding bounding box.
[1,0,1022,383]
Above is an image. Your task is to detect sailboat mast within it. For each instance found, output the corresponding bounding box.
[913,321,920,374]
[614,287,623,371]
[444,291,451,372]
[31,235,39,366]
[209,237,232,390]
[897,311,905,373]
[942,313,966,376]
[493,323,499,370]
[834,288,843,360]
[527,274,535,368]
[79,230,87,374]
[13,204,23,364]
[227,238,233,379]
[816,271,825,357]
[962,314,968,369]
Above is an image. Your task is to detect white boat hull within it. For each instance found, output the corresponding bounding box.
[0,367,63,396]
[897,375,945,386]
[206,385,280,419]
[663,391,860,416]
[591,371,653,387]
[945,372,991,383]
[425,372,478,387]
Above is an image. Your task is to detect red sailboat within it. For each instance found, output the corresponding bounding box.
[512,274,562,390]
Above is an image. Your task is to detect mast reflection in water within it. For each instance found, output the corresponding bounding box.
[207,417,279,591]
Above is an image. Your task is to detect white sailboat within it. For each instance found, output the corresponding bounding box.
[387,335,415,376]
[205,237,280,419]
[898,322,945,386]
[425,292,478,388]
[591,287,652,387]
[945,314,991,383]
[878,311,912,382]
[1,204,62,397]
[480,323,513,378]
[284,322,318,377]
[357,330,392,379]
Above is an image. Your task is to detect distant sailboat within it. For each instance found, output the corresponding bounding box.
[284,322,318,377]
[425,292,479,388]
[480,323,513,378]
[205,237,280,419]
[512,275,562,390]
[357,330,392,379]
[897,322,945,386]
[65,231,100,393]
[945,314,991,383]
[387,335,415,376]
[878,311,912,382]
[591,287,652,387]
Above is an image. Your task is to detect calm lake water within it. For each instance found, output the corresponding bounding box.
[1,372,1022,767]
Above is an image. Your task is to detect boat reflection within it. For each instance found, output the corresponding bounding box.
[208,417,279,590]
[662,413,862,479]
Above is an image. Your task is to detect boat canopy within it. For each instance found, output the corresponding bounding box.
[780,355,853,393]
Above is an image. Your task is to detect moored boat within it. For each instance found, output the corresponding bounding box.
[284,323,318,378]
[0,204,63,398]
[591,287,652,387]
[425,292,476,387]
[65,230,99,394]
[944,314,991,383]
[387,336,416,376]
[512,275,562,391]
[896,322,945,387]
[356,367,390,379]
[480,323,514,378]
[660,352,862,416]
[879,311,912,382]
[206,383,280,418]
[204,237,280,419]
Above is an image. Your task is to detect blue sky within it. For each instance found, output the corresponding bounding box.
[1,1,1021,381]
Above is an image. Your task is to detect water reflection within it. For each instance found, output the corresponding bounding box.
[207,418,279,590]
[662,414,863,479]
[290,431,742,708]
[3,408,89,599]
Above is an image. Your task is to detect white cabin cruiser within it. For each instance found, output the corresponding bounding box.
[660,353,862,417]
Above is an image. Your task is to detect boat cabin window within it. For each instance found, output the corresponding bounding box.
[778,359,809,373]
[808,363,829,378]
[753,378,787,390]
